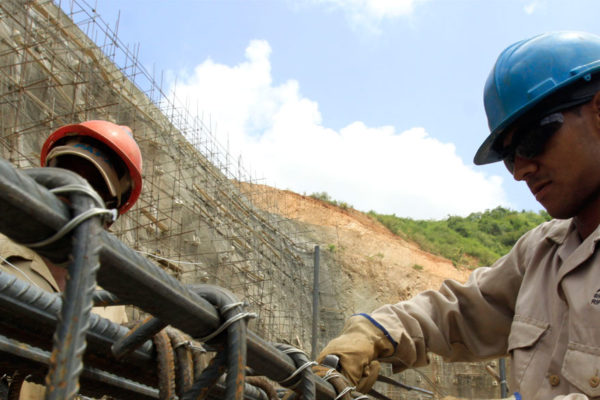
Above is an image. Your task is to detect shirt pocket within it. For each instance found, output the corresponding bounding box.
[562,343,600,398]
[507,318,549,386]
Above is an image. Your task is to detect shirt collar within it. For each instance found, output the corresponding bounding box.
[543,218,600,245]
[543,218,574,245]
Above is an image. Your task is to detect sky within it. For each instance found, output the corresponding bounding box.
[80,0,600,220]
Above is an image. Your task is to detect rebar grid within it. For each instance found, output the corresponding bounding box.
[0,156,338,399]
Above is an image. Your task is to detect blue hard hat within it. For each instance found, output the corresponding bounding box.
[474,31,600,165]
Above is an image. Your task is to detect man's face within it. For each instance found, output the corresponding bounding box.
[503,102,600,220]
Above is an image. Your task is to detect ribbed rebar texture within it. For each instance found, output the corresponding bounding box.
[92,290,122,307]
[0,271,155,368]
[166,327,194,397]
[112,316,167,360]
[0,333,158,399]
[0,157,338,399]
[274,344,315,400]
[190,284,248,400]
[23,168,103,400]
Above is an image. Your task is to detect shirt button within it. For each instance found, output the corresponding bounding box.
[549,375,560,386]
[590,376,600,388]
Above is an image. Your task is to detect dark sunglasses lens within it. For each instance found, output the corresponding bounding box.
[516,118,562,158]
[502,113,564,172]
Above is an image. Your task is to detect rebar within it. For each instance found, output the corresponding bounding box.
[92,290,122,307]
[153,329,177,400]
[166,327,194,397]
[0,156,339,399]
[0,270,155,372]
[112,316,167,360]
[0,333,158,399]
[189,284,248,400]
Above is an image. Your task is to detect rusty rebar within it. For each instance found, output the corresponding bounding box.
[166,327,194,396]
[153,329,177,400]
[0,333,158,399]
[0,157,338,399]
[21,168,102,400]
[112,316,167,360]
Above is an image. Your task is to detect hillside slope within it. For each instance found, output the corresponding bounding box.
[243,183,470,310]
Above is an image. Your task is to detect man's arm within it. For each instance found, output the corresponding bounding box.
[318,229,531,391]
[371,256,523,371]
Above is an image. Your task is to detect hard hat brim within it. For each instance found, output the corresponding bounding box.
[473,131,503,165]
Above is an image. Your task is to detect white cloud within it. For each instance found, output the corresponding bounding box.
[169,40,510,220]
[301,0,428,33]
[319,0,417,18]
[523,0,544,15]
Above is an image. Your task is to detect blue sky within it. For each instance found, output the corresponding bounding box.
[84,0,600,219]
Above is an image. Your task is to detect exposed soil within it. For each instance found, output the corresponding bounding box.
[244,183,470,311]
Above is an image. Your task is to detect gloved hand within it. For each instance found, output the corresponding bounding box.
[316,315,395,393]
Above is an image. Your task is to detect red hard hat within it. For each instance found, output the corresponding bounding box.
[40,120,143,215]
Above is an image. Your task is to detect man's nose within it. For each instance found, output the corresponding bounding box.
[511,154,538,181]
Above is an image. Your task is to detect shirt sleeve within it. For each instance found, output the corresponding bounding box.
[369,231,530,371]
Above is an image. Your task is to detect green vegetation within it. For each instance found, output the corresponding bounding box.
[369,207,551,269]
[310,192,352,210]
[413,264,424,271]
[309,192,550,269]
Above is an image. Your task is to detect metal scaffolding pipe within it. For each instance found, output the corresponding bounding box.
[499,358,508,398]
[311,245,320,360]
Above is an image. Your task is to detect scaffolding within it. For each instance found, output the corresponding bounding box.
[0,0,316,350]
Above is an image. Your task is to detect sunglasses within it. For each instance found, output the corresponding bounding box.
[499,112,565,173]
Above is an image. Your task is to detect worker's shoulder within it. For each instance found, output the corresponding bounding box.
[520,218,572,246]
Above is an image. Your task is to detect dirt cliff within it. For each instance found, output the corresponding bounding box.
[243,183,470,312]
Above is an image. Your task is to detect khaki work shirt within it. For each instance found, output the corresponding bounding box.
[370,218,600,399]
[0,233,60,292]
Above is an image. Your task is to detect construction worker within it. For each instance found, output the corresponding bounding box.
[317,31,600,400]
[0,120,143,399]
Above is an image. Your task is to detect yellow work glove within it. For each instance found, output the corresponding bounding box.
[316,314,395,394]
